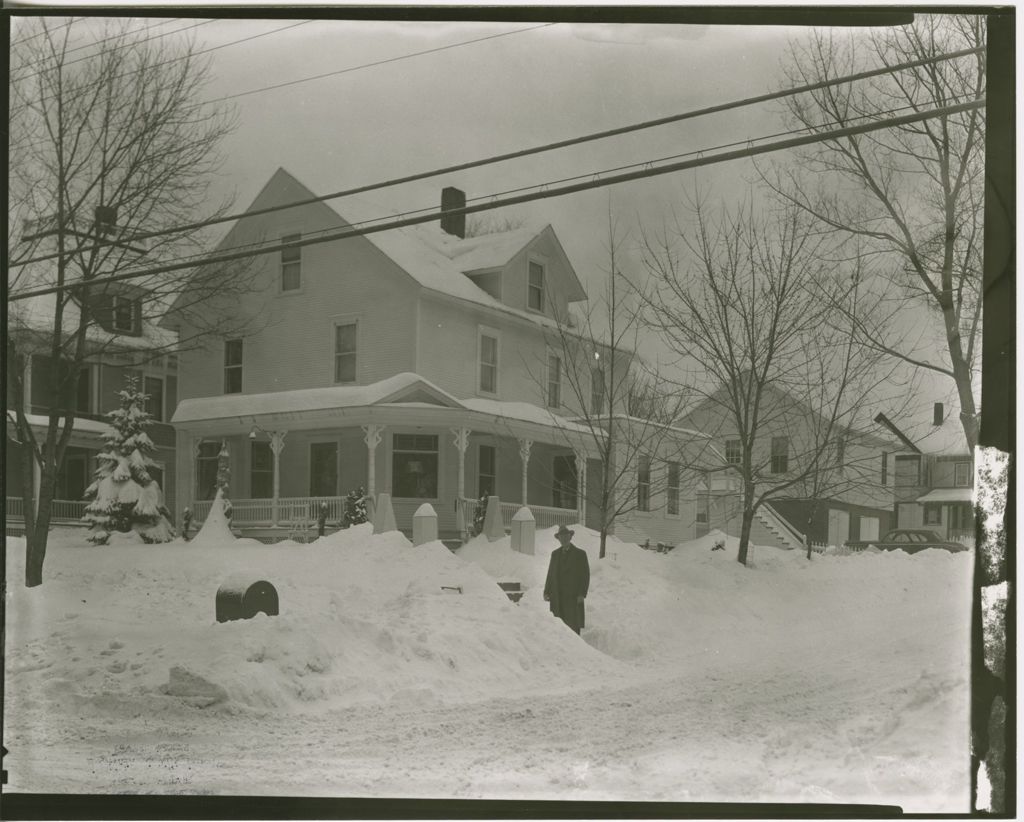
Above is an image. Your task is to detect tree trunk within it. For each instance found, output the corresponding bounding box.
[599,528,607,560]
[737,506,755,566]
[25,467,54,588]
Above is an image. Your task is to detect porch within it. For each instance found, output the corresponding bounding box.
[173,373,598,542]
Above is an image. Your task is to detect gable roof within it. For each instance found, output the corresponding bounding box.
[876,393,971,457]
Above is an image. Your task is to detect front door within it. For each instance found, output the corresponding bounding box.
[552,454,577,509]
[309,442,339,496]
[828,509,850,548]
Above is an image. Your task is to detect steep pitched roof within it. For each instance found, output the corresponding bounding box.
[877,393,971,457]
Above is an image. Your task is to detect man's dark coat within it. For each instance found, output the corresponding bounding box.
[544,543,590,633]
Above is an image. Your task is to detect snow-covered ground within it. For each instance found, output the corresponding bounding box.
[4,521,972,810]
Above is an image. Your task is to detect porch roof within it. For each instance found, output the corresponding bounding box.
[915,487,973,504]
[171,373,597,452]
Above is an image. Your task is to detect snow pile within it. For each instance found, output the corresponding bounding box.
[5,524,628,721]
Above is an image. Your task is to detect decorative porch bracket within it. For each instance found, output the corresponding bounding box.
[362,424,385,500]
[518,438,533,505]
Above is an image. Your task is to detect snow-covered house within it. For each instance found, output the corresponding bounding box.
[676,381,900,549]
[166,168,702,543]
[874,398,975,547]
[6,263,179,526]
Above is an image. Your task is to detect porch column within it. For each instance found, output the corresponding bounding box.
[452,427,470,537]
[518,438,532,505]
[574,449,587,527]
[362,424,385,500]
[269,431,287,526]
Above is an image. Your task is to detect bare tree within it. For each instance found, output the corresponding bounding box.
[639,197,899,566]
[7,18,257,586]
[762,15,985,450]
[539,209,686,559]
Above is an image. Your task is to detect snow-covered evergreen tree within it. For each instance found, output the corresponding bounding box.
[343,486,368,527]
[216,440,232,525]
[82,377,175,544]
[472,493,488,537]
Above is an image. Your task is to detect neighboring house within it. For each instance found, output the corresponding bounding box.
[676,382,900,549]
[6,271,180,525]
[164,168,704,543]
[875,400,975,547]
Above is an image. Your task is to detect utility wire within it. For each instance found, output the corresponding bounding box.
[9,42,986,270]
[9,17,78,48]
[16,18,183,73]
[8,99,984,302]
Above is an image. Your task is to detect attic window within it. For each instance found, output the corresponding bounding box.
[281,234,301,291]
[528,261,544,312]
[112,295,140,334]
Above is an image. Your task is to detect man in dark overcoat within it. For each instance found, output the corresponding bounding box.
[543,525,590,634]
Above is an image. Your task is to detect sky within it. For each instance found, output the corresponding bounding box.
[9,12,970,425]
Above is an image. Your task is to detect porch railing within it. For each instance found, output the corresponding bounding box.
[455,497,579,537]
[5,497,87,522]
[190,496,345,527]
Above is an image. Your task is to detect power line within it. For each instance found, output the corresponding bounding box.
[16,18,183,73]
[10,17,78,48]
[8,99,984,302]
[202,22,557,105]
[9,43,986,270]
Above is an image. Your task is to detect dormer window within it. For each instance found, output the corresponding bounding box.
[281,233,302,291]
[111,295,141,335]
[528,261,544,312]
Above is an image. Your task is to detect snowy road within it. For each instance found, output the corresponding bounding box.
[11,627,967,811]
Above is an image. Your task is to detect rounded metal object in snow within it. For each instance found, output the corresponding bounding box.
[215,577,279,623]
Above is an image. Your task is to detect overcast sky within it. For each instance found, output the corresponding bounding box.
[11,12,963,417]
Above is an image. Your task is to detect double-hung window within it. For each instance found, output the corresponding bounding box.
[334,322,357,383]
[479,332,498,394]
[725,439,741,465]
[392,434,439,499]
[478,445,497,498]
[144,376,164,421]
[954,461,971,487]
[528,261,544,312]
[591,366,605,415]
[771,436,789,474]
[281,233,301,291]
[666,462,680,516]
[547,353,561,408]
[196,441,221,500]
[112,295,139,334]
[637,455,651,512]
[250,441,274,498]
[224,339,243,394]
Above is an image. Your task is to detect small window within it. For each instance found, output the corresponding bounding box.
[478,444,496,498]
[666,461,680,516]
[696,494,709,524]
[281,233,302,291]
[392,434,439,499]
[954,461,971,488]
[924,504,942,525]
[591,366,605,415]
[637,455,651,512]
[112,295,139,334]
[479,333,498,394]
[881,452,888,486]
[144,376,164,422]
[334,322,357,383]
[528,261,544,312]
[250,441,274,498]
[771,436,789,474]
[725,439,741,465]
[835,436,846,465]
[547,353,561,408]
[224,339,243,394]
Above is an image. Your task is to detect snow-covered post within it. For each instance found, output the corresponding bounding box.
[511,506,535,555]
[518,438,532,505]
[451,427,470,536]
[574,449,587,526]
[362,424,384,500]
[412,503,438,545]
[483,495,504,542]
[268,431,287,526]
[372,491,397,534]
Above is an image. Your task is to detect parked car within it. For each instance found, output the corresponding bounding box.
[843,529,969,554]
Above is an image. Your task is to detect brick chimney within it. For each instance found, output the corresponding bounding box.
[933,402,944,425]
[440,187,466,239]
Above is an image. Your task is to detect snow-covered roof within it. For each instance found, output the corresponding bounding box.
[461,397,593,436]
[916,487,973,504]
[425,224,544,273]
[173,373,463,424]
[879,392,972,457]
